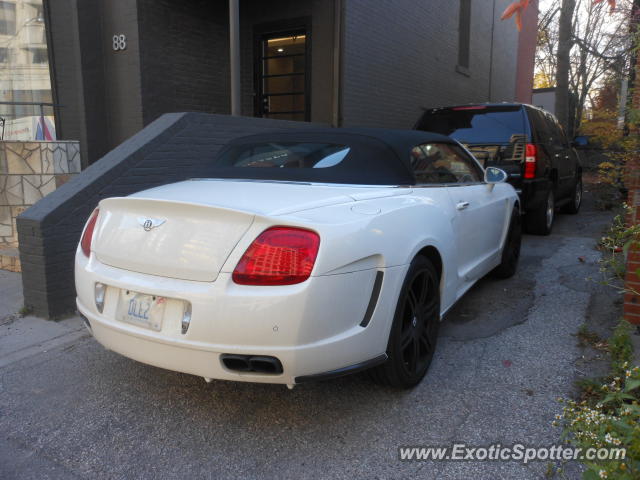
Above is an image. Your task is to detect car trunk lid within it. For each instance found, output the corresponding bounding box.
[92,180,406,282]
[93,197,256,282]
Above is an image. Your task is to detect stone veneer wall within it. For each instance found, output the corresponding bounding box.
[1,141,81,251]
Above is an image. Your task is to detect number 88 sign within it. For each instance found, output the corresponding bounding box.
[112,34,127,51]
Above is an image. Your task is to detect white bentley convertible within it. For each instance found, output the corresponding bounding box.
[75,128,521,389]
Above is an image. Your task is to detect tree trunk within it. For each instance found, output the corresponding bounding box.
[555,0,576,131]
[574,88,588,134]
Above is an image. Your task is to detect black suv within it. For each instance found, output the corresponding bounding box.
[414,103,582,235]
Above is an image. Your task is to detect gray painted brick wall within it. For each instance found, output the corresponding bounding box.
[137,0,231,125]
[340,0,519,128]
[17,114,318,319]
[45,0,92,164]
[100,0,144,147]
[137,0,338,126]
[46,0,144,165]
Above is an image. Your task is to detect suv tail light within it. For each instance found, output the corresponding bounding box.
[524,144,537,179]
[232,227,320,286]
[81,209,100,257]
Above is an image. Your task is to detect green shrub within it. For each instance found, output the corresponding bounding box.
[599,206,640,283]
[610,321,634,377]
[558,320,639,479]
[559,365,640,479]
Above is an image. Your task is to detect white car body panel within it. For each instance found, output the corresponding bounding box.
[75,178,517,385]
[94,198,255,282]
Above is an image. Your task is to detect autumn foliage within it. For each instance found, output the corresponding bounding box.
[501,0,616,30]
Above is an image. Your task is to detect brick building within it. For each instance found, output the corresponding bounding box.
[42,0,538,167]
[623,45,640,327]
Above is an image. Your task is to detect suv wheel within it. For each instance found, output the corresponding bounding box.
[562,177,582,214]
[525,189,554,236]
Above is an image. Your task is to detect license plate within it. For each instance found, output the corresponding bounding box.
[116,290,166,331]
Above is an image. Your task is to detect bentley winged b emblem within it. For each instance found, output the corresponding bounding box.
[138,217,166,232]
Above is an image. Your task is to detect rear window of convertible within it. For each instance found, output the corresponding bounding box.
[215,142,351,169]
[203,134,418,185]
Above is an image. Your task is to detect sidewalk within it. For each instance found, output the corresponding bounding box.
[0,269,22,319]
[0,270,87,369]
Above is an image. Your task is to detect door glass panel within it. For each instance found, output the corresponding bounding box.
[410,143,483,184]
[263,75,305,95]
[266,94,305,114]
[549,120,566,147]
[530,109,553,144]
[265,112,306,121]
[265,35,306,56]
[257,30,307,121]
[263,56,305,76]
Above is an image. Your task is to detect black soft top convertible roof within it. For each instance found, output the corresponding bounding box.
[202,127,459,185]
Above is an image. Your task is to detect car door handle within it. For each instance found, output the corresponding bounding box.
[456,201,470,210]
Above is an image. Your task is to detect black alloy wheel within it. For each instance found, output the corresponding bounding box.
[370,256,440,388]
[491,206,522,279]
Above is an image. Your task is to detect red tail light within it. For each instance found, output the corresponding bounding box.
[81,209,99,257]
[524,143,537,179]
[232,227,320,286]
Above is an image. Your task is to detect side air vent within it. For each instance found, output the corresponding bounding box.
[360,271,384,328]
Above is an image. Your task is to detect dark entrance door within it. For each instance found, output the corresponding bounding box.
[255,27,309,121]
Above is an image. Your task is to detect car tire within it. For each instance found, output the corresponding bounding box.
[370,255,440,388]
[491,206,522,279]
[525,189,554,236]
[561,177,582,214]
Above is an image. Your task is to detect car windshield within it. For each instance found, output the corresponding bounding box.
[416,106,528,144]
[215,142,351,169]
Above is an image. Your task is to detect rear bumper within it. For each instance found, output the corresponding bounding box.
[75,252,406,385]
[294,354,388,383]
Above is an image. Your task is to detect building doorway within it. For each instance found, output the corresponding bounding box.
[254,25,310,121]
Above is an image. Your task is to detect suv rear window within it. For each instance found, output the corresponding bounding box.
[415,106,529,144]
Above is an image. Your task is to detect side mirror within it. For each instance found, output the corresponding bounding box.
[485,166,508,184]
[572,135,589,148]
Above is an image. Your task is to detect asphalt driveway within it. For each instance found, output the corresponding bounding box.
[0,191,618,479]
